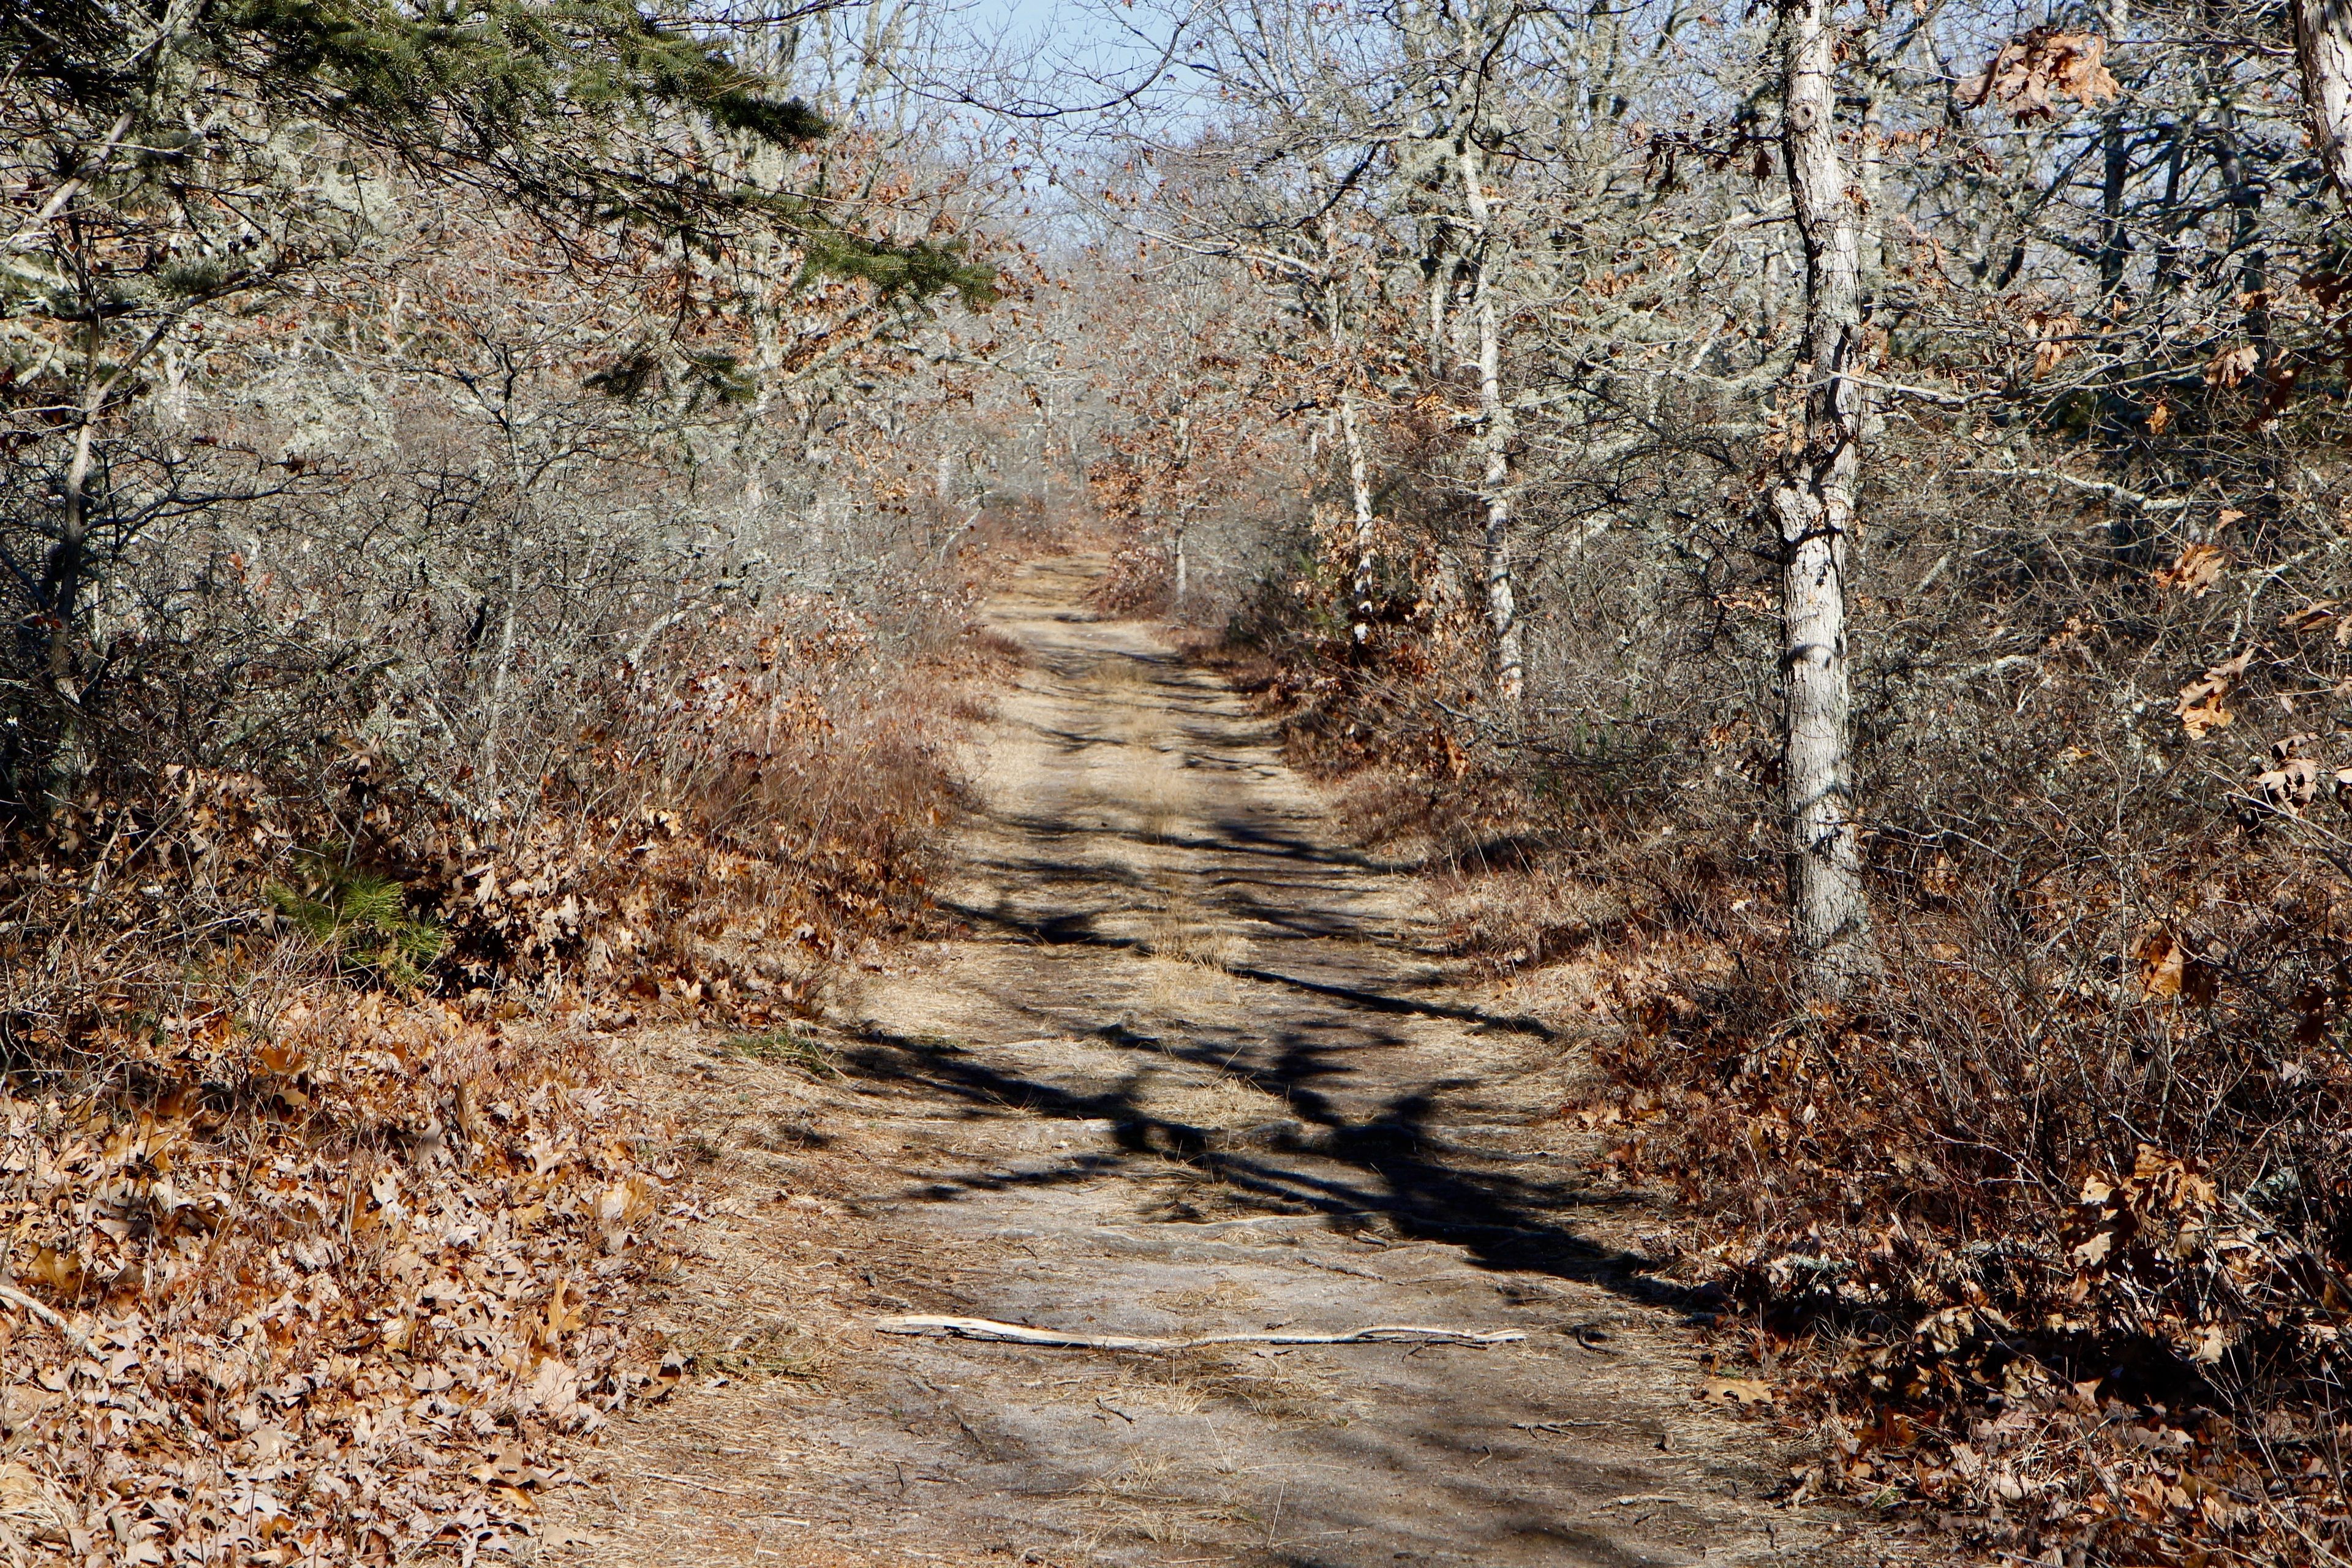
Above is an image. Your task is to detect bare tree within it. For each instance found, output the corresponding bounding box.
[1770,0,1874,990]
[1436,2,1526,710]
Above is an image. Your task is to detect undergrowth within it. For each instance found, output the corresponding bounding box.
[0,603,999,1564]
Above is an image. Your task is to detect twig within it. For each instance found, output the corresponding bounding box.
[1569,1322,1621,1352]
[873,1315,1526,1351]
[633,1471,743,1498]
[1826,372,1987,407]
[1959,466,2190,511]
[0,1283,93,1349]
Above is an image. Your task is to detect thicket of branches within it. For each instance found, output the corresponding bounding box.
[1058,0,2352,1556]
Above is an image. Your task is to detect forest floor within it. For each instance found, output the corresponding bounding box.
[541,553,1861,1568]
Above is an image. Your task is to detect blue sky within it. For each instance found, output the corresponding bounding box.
[975,0,1071,32]
[951,0,1188,89]
[948,0,1122,56]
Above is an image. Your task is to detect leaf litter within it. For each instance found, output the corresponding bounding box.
[0,995,701,1568]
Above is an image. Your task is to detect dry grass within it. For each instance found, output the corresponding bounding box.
[1140,953,1245,1022]
[1148,1278,1263,1316]
[666,1317,829,1381]
[1141,899,1250,971]
[1146,1070,1291,1134]
[1131,1348,1350,1424]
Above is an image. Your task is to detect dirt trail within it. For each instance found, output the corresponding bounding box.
[549,554,1842,1568]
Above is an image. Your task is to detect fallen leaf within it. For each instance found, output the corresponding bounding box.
[470,1441,530,1487]
[1699,1376,1776,1405]
[2175,649,2256,738]
[540,1280,584,1343]
[2280,600,2338,635]
[2176,694,2233,739]
[2252,756,2321,815]
[2137,929,2218,1005]
[2139,930,2186,998]
[2154,542,2226,597]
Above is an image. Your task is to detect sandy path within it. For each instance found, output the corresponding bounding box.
[548,554,1842,1568]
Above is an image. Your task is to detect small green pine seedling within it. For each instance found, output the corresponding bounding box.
[266,850,447,991]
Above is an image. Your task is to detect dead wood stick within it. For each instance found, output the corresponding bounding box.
[0,1283,92,1349]
[634,1470,744,1497]
[873,1315,1525,1350]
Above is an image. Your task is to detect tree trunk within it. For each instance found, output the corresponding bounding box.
[1427,246,1460,377]
[1773,0,1874,992]
[1036,393,1051,519]
[1856,52,1886,298]
[1339,386,1378,644]
[1313,243,1380,647]
[31,388,105,818]
[2096,107,2132,298]
[1455,135,1522,710]
[44,419,97,692]
[2296,0,2352,206]
[1173,412,1193,608]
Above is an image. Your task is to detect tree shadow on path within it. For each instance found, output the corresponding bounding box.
[837,1021,1719,1321]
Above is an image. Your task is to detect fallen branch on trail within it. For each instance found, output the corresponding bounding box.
[873,1315,1526,1350]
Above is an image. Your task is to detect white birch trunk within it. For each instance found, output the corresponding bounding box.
[1773,0,1874,992]
[2295,0,2352,206]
